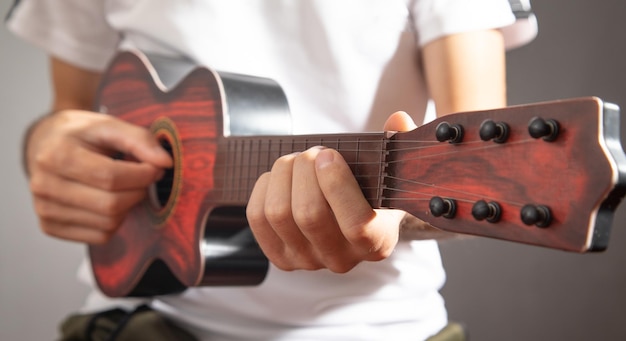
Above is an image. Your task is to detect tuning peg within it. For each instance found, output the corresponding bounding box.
[479,120,510,143]
[528,117,560,141]
[429,197,457,218]
[472,200,502,223]
[520,204,552,228]
[435,122,464,144]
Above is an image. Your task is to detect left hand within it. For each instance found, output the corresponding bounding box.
[246,112,417,273]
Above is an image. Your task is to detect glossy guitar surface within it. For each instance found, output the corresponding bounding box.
[90,50,626,297]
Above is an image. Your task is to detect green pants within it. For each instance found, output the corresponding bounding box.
[59,305,466,341]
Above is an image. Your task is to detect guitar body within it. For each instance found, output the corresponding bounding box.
[90,51,288,297]
[90,50,626,298]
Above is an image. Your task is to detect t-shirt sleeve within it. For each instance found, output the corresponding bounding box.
[6,0,120,71]
[410,0,538,49]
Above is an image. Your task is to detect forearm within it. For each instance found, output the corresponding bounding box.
[22,57,102,177]
[402,29,507,241]
[422,29,507,117]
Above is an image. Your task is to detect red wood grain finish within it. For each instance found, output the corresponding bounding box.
[386,98,611,252]
[90,53,223,297]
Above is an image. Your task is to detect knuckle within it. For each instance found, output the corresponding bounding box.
[292,205,327,232]
[32,150,52,170]
[317,249,359,273]
[274,153,298,166]
[245,201,258,217]
[290,251,323,271]
[367,246,393,262]
[246,203,265,225]
[33,200,56,220]
[245,207,264,228]
[270,257,296,272]
[29,175,47,196]
[270,250,323,272]
[346,227,374,246]
[345,228,389,259]
[264,202,293,227]
[39,222,57,237]
[92,168,117,190]
[38,140,69,170]
[98,196,126,216]
[302,262,323,271]
[326,261,357,274]
[99,216,123,232]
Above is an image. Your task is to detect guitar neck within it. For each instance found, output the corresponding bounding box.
[212,133,387,207]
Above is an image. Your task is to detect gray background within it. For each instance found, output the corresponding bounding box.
[1,1,625,340]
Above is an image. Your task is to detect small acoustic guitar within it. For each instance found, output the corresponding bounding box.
[90,50,626,297]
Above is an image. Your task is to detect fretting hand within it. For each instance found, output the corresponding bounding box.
[246,111,420,272]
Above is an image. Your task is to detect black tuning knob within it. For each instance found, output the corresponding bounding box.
[435,122,464,144]
[479,120,510,143]
[520,204,552,228]
[528,117,559,141]
[472,200,502,223]
[429,197,457,219]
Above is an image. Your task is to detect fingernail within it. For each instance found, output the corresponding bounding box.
[156,146,171,157]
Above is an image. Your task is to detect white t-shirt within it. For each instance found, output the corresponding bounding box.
[8,1,536,340]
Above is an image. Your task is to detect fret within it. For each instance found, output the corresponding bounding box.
[251,138,261,197]
[223,139,233,201]
[377,138,387,207]
[239,139,245,201]
[266,139,272,178]
[355,137,361,178]
[232,139,239,201]
[244,138,252,201]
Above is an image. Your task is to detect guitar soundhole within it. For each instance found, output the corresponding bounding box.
[146,117,181,224]
[153,139,175,208]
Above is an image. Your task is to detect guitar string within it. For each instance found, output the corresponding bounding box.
[381,176,526,207]
[152,137,538,208]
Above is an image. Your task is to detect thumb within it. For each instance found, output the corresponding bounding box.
[383,111,418,132]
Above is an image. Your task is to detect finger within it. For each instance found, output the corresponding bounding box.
[314,148,387,254]
[292,147,354,271]
[383,111,418,132]
[40,220,114,244]
[30,173,147,217]
[263,153,321,269]
[39,141,165,191]
[247,172,288,262]
[75,113,173,168]
[33,197,124,234]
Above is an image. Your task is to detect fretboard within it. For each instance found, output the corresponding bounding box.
[212,133,388,207]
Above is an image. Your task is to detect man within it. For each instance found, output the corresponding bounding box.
[7,1,536,340]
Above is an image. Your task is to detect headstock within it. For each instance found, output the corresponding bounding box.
[384,97,625,252]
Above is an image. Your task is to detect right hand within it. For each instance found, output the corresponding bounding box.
[26,110,173,244]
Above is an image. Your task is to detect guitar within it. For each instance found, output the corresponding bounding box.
[90,50,626,297]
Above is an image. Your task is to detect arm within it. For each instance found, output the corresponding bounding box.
[246,29,507,272]
[423,29,507,116]
[400,29,507,239]
[373,27,508,238]
[25,57,172,244]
